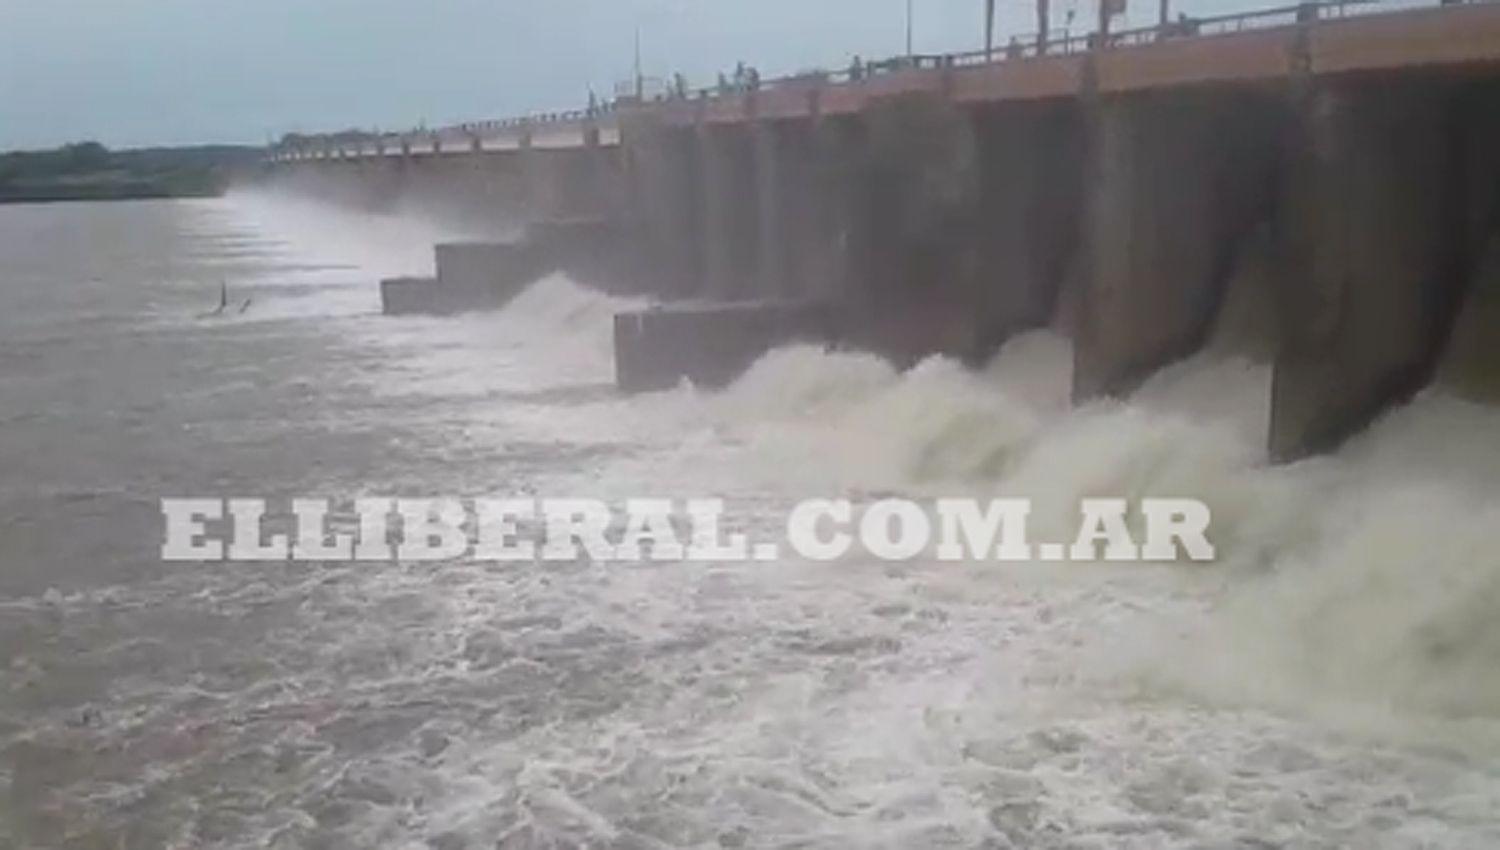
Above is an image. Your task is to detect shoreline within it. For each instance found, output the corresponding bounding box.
[0,185,225,205]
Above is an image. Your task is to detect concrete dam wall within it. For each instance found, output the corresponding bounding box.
[263,143,623,233]
[263,5,1500,462]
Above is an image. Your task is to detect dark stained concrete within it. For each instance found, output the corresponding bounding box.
[1269,79,1468,461]
[835,93,984,366]
[699,124,761,301]
[435,242,542,309]
[1437,81,1500,402]
[971,100,1087,356]
[621,119,702,298]
[380,276,439,315]
[613,301,835,392]
[1074,88,1284,401]
[524,218,639,295]
[1439,234,1500,402]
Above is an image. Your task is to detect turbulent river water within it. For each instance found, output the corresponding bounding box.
[2,194,1499,849]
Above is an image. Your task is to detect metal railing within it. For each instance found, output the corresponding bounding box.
[622,0,1421,104]
[270,0,1490,162]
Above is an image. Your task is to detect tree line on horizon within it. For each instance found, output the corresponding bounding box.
[0,141,262,204]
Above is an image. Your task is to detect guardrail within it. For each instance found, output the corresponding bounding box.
[706,0,1392,94]
[270,104,619,162]
[455,101,619,134]
[270,0,1490,162]
[648,0,1476,97]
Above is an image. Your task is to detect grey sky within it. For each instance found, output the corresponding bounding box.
[1,0,1226,151]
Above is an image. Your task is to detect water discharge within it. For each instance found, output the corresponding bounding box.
[2,190,1498,847]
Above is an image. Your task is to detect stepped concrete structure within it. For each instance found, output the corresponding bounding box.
[267,0,1500,460]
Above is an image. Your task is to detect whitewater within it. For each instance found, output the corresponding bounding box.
[0,191,1497,848]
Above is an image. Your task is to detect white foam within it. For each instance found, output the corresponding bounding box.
[79,195,1500,846]
[1133,391,1500,742]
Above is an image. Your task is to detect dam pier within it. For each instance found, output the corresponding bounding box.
[267,0,1500,461]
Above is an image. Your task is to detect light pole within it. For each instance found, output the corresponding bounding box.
[906,0,914,57]
[633,27,643,100]
[1038,0,1050,53]
[985,0,995,59]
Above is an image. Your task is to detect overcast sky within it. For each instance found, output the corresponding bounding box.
[1,0,1227,151]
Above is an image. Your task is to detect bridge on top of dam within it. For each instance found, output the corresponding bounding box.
[264,0,1500,462]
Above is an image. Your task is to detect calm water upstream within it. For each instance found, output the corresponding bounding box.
[2,194,1499,849]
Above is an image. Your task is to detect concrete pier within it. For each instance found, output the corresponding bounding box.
[622,120,702,298]
[1074,90,1282,400]
[752,122,793,300]
[434,241,542,309]
[1441,82,1500,402]
[782,115,867,305]
[1439,235,1500,401]
[379,276,440,315]
[614,300,834,392]
[524,218,636,293]
[838,94,984,365]
[378,241,543,315]
[972,101,1086,356]
[699,125,760,300]
[1269,81,1465,460]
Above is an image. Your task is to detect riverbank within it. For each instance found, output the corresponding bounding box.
[0,142,260,204]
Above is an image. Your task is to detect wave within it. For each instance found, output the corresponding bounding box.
[709,335,1059,491]
[1095,391,1500,736]
[202,187,1500,729]
[710,329,1500,729]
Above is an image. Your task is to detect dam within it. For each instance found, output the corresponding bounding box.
[265,0,1500,462]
